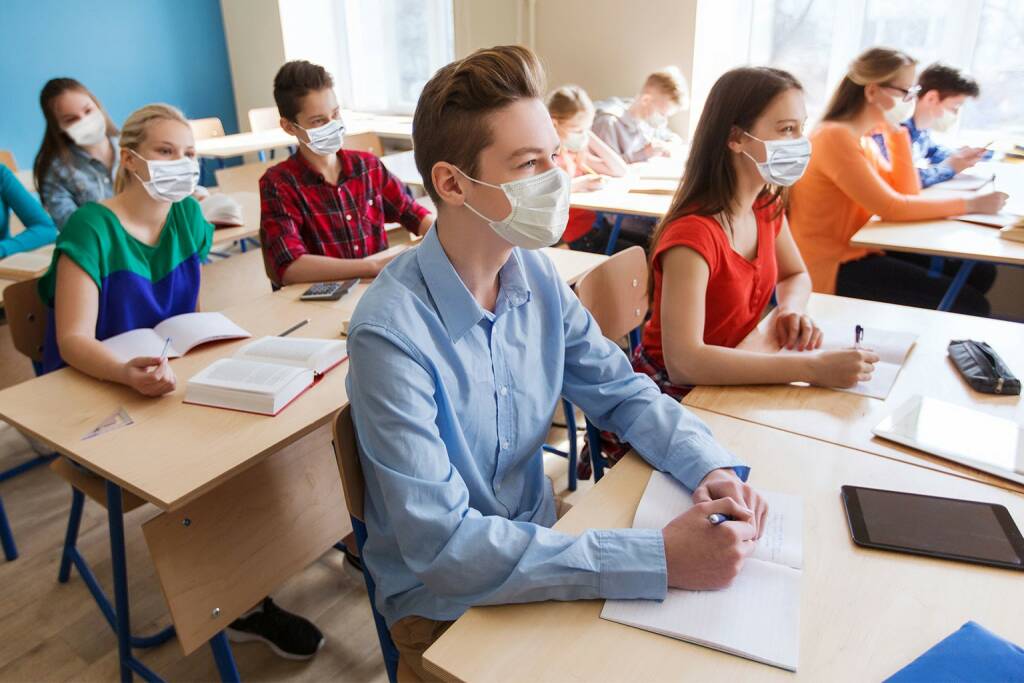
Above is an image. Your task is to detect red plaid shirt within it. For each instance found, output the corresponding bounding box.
[259,149,429,283]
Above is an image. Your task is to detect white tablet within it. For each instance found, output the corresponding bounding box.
[872,395,1024,486]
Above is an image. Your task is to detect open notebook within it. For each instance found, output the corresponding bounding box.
[601,471,803,671]
[102,312,250,363]
[185,336,347,415]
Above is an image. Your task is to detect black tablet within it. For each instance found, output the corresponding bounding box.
[841,485,1024,571]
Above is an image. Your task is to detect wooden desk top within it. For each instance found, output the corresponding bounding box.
[424,409,1024,682]
[0,244,54,281]
[684,294,1024,493]
[570,182,673,218]
[195,112,413,159]
[0,248,601,510]
[380,150,423,188]
[851,219,1024,265]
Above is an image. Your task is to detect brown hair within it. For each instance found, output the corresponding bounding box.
[644,66,688,106]
[273,60,335,122]
[114,104,191,193]
[647,66,803,303]
[33,78,118,193]
[918,62,980,99]
[822,47,916,121]
[413,44,546,203]
[546,84,593,121]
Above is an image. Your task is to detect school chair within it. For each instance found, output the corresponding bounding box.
[1,278,58,475]
[190,117,228,186]
[0,149,16,171]
[248,106,291,161]
[3,278,176,675]
[142,425,348,683]
[344,132,384,158]
[213,161,274,196]
[572,245,649,482]
[331,405,401,683]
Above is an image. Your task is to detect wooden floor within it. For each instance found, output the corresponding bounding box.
[0,246,589,682]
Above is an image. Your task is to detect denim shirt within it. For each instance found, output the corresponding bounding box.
[345,226,747,626]
[39,136,119,229]
[871,119,992,189]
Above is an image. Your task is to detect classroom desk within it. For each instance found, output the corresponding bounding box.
[424,409,1024,682]
[0,244,53,281]
[850,160,1024,311]
[684,293,1024,493]
[209,191,260,252]
[195,112,413,160]
[379,149,424,188]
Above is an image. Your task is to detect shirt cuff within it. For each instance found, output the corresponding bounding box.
[662,431,749,491]
[401,201,430,233]
[596,529,667,600]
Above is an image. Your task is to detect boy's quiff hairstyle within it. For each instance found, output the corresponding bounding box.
[413,45,546,203]
[273,60,335,122]
[644,66,688,106]
[918,62,980,99]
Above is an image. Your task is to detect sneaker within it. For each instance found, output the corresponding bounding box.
[226,597,324,660]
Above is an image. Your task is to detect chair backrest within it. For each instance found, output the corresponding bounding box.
[344,132,384,158]
[189,117,225,141]
[248,106,280,132]
[572,246,648,342]
[0,150,16,171]
[214,160,274,195]
[331,404,365,521]
[4,278,47,362]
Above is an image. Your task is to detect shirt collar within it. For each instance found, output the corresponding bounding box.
[291,148,348,184]
[416,225,533,343]
[902,116,923,139]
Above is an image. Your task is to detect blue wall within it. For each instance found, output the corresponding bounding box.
[0,0,237,170]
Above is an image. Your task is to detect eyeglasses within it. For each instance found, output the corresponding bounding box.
[880,83,921,103]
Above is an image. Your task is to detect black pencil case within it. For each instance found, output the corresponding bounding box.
[948,340,1020,395]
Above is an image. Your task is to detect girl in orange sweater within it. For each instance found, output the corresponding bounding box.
[788,47,1006,316]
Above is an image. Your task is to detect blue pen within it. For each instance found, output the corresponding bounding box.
[159,337,172,361]
[707,513,731,525]
[854,324,864,349]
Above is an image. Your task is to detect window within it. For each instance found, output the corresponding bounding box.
[279,0,454,115]
[692,0,1023,136]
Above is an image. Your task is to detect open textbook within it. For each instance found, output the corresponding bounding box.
[101,312,251,363]
[741,315,917,399]
[601,471,803,671]
[185,336,347,415]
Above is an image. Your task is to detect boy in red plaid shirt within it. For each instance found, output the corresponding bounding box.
[259,60,433,285]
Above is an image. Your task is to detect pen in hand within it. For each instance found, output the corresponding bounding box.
[159,337,172,361]
[708,513,731,525]
[854,324,864,349]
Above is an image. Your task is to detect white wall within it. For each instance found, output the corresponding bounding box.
[220,0,287,132]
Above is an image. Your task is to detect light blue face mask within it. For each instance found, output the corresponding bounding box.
[742,132,812,187]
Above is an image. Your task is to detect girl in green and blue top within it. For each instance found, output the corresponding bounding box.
[33,78,121,230]
[39,103,210,390]
[0,165,56,257]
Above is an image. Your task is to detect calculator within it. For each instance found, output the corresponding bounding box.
[300,279,358,301]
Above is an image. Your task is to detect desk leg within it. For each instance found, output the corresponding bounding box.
[209,631,241,683]
[604,214,625,256]
[937,260,976,312]
[0,496,17,561]
[106,480,167,683]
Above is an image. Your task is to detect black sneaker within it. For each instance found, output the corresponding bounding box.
[226,597,324,660]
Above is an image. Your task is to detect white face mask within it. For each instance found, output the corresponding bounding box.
[563,130,588,153]
[457,166,571,250]
[882,95,915,128]
[742,132,812,187]
[646,112,668,129]
[130,150,199,203]
[298,118,344,156]
[932,107,959,133]
[65,110,107,147]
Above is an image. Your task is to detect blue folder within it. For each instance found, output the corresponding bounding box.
[886,621,1024,682]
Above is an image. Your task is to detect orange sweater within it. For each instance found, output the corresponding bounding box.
[788,122,968,293]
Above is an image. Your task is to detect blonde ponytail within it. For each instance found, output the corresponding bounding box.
[822,47,916,121]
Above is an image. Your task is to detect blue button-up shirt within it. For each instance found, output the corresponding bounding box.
[39,136,119,229]
[871,118,992,189]
[345,226,747,627]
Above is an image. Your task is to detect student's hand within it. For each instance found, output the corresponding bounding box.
[123,356,176,397]
[811,348,879,388]
[966,191,1008,215]
[693,468,768,538]
[947,147,986,174]
[662,497,757,590]
[773,309,823,351]
[642,142,670,159]
[574,174,606,192]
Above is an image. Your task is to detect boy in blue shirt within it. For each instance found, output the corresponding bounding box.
[346,45,768,679]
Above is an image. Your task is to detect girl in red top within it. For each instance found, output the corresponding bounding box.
[546,85,629,251]
[639,66,880,399]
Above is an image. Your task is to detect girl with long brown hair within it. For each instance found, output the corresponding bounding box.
[788,47,1006,315]
[33,78,119,229]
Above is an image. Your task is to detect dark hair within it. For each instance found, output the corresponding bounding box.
[413,45,545,203]
[918,62,980,99]
[273,60,335,122]
[33,78,117,192]
[647,66,802,304]
[822,47,916,121]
